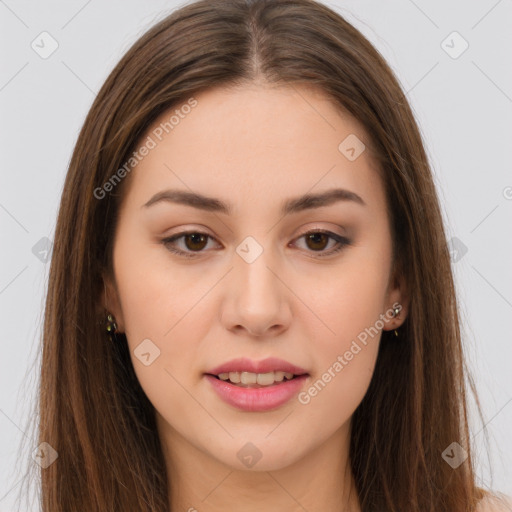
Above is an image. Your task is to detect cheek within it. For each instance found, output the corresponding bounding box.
[113,225,203,338]
[299,246,390,350]
[112,233,201,374]
[293,246,390,417]
[295,289,383,433]
[112,231,230,405]
[296,343,378,439]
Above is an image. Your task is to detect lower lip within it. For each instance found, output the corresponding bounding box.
[204,374,309,412]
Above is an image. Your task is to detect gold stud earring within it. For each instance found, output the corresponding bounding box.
[393,306,400,337]
[106,313,117,336]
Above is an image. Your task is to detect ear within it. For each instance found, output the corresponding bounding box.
[101,273,125,332]
[383,265,409,332]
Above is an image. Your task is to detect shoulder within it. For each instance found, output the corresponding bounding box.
[476,493,512,512]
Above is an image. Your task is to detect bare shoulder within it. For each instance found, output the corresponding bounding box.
[476,493,512,512]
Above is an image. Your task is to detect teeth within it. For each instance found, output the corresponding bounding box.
[256,372,274,386]
[217,371,296,387]
[241,371,257,385]
[228,372,240,383]
[274,371,285,382]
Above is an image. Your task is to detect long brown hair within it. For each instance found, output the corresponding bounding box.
[17,0,493,510]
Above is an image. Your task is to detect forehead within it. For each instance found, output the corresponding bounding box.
[120,83,385,216]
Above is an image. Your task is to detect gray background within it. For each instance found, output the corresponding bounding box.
[1,0,511,509]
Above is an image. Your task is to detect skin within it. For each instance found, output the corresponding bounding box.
[104,82,409,512]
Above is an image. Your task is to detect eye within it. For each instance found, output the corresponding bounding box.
[292,229,350,257]
[161,229,350,259]
[162,231,218,258]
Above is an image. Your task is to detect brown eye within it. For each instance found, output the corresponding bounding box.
[183,233,209,251]
[304,232,330,251]
[162,229,350,259]
[162,231,216,258]
[293,229,349,257]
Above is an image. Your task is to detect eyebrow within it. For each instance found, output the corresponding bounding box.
[142,187,366,216]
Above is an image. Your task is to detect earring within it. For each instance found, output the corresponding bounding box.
[392,306,400,337]
[106,313,117,336]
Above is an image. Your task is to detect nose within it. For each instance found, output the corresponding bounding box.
[221,250,292,338]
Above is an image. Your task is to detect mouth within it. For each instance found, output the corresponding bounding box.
[204,357,310,411]
[203,371,310,412]
[206,370,307,389]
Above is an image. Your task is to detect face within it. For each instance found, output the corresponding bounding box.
[104,83,408,473]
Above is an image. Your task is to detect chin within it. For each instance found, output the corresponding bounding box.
[212,439,304,472]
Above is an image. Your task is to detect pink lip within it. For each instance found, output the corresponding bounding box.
[204,374,309,412]
[206,357,308,376]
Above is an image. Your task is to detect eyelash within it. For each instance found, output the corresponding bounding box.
[161,229,351,259]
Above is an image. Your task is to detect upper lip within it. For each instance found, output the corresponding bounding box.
[206,357,309,376]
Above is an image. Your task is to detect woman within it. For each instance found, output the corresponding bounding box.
[25,0,511,510]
